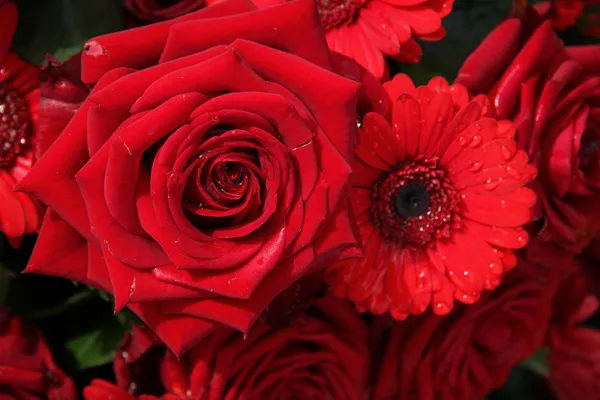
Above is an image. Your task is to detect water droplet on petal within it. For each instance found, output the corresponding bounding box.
[470,135,482,147]
[458,136,468,146]
[434,302,452,315]
[469,161,483,172]
[505,166,521,179]
[489,262,502,274]
[501,145,513,160]
[484,179,499,190]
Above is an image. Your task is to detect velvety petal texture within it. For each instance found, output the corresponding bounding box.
[86,295,370,400]
[327,74,537,319]
[0,0,42,247]
[372,265,558,400]
[457,14,600,255]
[19,0,361,356]
[0,307,77,399]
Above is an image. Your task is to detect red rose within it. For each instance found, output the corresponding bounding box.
[37,53,89,160]
[457,17,600,255]
[124,0,205,23]
[0,0,42,247]
[85,294,370,400]
[0,307,76,399]
[372,265,558,400]
[19,0,361,355]
[547,275,600,400]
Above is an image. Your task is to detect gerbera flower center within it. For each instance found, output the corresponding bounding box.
[0,84,30,168]
[317,0,367,32]
[371,158,462,247]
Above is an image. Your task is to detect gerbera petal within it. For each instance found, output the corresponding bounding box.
[358,8,401,55]
[392,93,421,159]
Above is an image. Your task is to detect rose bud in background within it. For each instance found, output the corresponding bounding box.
[457,13,600,261]
[18,0,362,356]
[84,294,370,400]
[372,264,559,400]
[0,0,42,247]
[327,74,537,320]
[546,274,600,400]
[37,53,89,160]
[0,306,76,399]
[123,0,205,24]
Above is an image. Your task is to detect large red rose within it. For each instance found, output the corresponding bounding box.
[457,16,600,256]
[19,0,361,355]
[84,294,370,400]
[0,306,76,399]
[372,264,558,400]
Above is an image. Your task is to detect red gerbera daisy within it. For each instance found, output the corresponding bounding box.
[0,1,41,246]
[234,0,453,80]
[320,0,453,79]
[326,74,538,319]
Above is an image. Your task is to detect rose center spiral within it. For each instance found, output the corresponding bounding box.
[371,159,462,247]
[0,84,30,168]
[317,0,366,32]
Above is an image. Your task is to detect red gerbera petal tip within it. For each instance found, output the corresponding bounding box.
[326,74,538,319]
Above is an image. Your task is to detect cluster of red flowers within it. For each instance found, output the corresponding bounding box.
[0,0,599,399]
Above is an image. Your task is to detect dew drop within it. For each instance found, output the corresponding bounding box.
[458,136,468,146]
[434,302,451,315]
[470,135,482,147]
[489,262,502,274]
[505,166,521,179]
[501,145,513,160]
[484,179,499,190]
[469,161,483,172]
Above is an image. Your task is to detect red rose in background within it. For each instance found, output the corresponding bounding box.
[0,0,42,247]
[327,74,537,319]
[546,275,600,400]
[0,306,76,399]
[84,295,370,400]
[457,17,600,256]
[37,53,89,160]
[372,265,558,400]
[124,0,205,23]
[533,0,600,35]
[19,0,361,355]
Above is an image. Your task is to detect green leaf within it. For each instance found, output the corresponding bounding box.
[12,0,125,64]
[520,347,549,375]
[65,311,126,370]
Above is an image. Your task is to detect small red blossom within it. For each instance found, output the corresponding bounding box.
[0,0,42,246]
[327,74,537,319]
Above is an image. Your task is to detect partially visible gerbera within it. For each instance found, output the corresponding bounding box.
[326,74,537,319]
[0,0,41,246]
[224,0,453,80]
